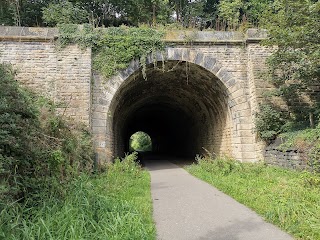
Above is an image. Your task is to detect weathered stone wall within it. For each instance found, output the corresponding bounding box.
[92,31,270,163]
[0,26,92,125]
[246,30,272,160]
[1,26,273,164]
[265,148,308,170]
[264,139,311,171]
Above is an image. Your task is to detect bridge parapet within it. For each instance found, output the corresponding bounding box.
[0,26,57,42]
[164,29,267,44]
[0,26,267,44]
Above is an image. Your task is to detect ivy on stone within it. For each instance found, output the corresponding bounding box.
[57,24,165,80]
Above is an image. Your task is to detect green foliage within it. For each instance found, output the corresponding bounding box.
[243,0,274,26]
[0,66,153,239]
[57,24,100,49]
[0,153,156,239]
[0,0,51,26]
[129,132,152,152]
[217,0,274,30]
[113,0,172,26]
[0,64,94,205]
[0,1,14,25]
[94,26,164,79]
[261,0,320,125]
[58,24,165,80]
[254,0,320,142]
[187,156,320,240]
[218,0,243,30]
[194,155,244,176]
[255,103,288,141]
[1,0,274,29]
[42,1,88,26]
[182,0,206,28]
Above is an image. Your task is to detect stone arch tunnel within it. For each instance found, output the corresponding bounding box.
[0,27,272,163]
[108,60,233,160]
[91,43,263,163]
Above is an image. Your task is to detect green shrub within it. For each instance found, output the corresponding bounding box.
[42,1,88,26]
[112,152,142,175]
[57,24,165,80]
[0,64,94,205]
[255,103,288,141]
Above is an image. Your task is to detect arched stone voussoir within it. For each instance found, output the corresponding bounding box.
[216,68,234,84]
[194,52,204,65]
[118,60,140,80]
[146,51,167,65]
[108,48,244,108]
[166,48,183,61]
[110,48,241,92]
[180,48,191,62]
[105,75,125,92]
[201,55,217,71]
[225,78,237,88]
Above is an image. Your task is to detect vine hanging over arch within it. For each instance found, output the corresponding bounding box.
[57,24,165,80]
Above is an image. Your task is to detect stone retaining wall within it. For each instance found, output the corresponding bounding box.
[264,139,310,171]
[0,26,92,125]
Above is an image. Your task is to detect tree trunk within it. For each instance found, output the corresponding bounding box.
[153,3,156,26]
[309,112,315,128]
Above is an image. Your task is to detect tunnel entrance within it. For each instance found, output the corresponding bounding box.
[109,60,233,162]
[129,131,152,152]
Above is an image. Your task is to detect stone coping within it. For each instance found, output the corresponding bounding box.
[164,29,267,44]
[0,26,58,42]
[0,26,267,44]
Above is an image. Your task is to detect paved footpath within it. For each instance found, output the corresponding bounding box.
[145,159,293,240]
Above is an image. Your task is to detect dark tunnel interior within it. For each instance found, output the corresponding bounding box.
[110,61,232,160]
[126,102,194,156]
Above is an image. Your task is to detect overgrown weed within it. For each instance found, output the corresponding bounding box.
[0,64,155,239]
[58,24,165,80]
[1,153,155,240]
[187,156,320,240]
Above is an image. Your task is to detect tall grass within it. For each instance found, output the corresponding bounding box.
[186,156,320,240]
[0,153,156,240]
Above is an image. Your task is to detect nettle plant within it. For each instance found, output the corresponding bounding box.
[57,24,165,80]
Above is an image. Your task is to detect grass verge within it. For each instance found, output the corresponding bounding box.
[0,153,156,240]
[186,156,320,240]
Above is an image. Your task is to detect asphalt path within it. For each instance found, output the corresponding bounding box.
[145,159,293,240]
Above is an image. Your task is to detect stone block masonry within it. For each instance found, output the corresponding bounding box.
[93,29,271,163]
[264,138,314,171]
[0,26,92,126]
[1,26,274,164]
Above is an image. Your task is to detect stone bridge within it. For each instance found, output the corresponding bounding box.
[0,26,271,163]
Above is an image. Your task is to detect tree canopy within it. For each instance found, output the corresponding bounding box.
[0,0,278,29]
[255,0,320,140]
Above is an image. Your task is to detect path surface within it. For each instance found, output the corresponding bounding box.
[145,159,293,240]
